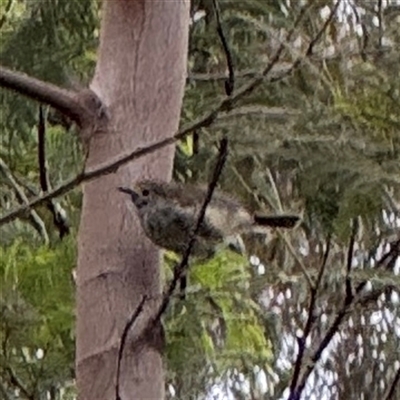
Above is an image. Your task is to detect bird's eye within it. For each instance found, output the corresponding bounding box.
[142,189,150,197]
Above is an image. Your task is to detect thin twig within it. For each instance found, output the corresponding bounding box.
[115,296,147,400]
[0,157,49,243]
[345,219,358,304]
[116,139,228,399]
[383,365,400,400]
[212,0,234,95]
[305,0,341,58]
[38,106,48,192]
[267,168,315,289]
[273,0,342,89]
[0,136,171,226]
[230,165,313,287]
[291,309,347,400]
[283,239,314,288]
[153,137,229,322]
[377,0,384,49]
[349,1,369,61]
[292,239,399,399]
[0,0,14,30]
[37,106,70,238]
[5,367,34,400]
[356,239,400,294]
[266,168,284,212]
[288,237,331,397]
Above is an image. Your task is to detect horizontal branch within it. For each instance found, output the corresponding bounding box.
[0,130,182,226]
[0,66,90,125]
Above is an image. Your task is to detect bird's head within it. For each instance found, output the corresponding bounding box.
[117,180,167,209]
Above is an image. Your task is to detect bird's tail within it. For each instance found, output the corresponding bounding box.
[253,214,300,228]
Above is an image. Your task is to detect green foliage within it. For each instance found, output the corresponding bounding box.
[165,251,272,398]
[0,238,76,399]
[1,0,99,81]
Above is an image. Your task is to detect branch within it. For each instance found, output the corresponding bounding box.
[183,0,312,132]
[291,238,400,399]
[383,365,400,400]
[38,106,49,192]
[0,95,288,227]
[264,167,314,287]
[0,66,79,116]
[345,219,358,304]
[305,0,341,58]
[290,309,347,400]
[0,157,49,243]
[154,137,229,322]
[5,366,34,400]
[288,237,331,396]
[115,139,228,399]
[212,0,234,95]
[37,106,70,238]
[0,66,96,126]
[0,133,186,227]
[356,239,400,294]
[0,0,14,30]
[268,0,342,91]
[115,295,147,400]
[349,1,369,60]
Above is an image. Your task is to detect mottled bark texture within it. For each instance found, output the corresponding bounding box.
[76,1,190,399]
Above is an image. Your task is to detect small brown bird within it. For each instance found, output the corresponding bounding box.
[118,180,300,259]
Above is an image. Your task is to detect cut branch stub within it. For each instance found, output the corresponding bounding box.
[73,88,110,127]
[0,66,109,132]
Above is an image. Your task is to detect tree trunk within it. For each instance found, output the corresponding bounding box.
[75,1,190,399]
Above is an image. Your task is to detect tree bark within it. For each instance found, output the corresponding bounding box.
[75,1,190,399]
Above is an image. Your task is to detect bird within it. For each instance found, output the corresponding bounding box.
[118,179,300,259]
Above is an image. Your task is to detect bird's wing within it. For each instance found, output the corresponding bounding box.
[173,206,223,241]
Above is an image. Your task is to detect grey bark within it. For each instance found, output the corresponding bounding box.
[75,1,190,399]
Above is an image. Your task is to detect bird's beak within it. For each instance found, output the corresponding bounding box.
[117,186,139,203]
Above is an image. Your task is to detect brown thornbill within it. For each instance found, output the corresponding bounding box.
[118,180,300,259]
